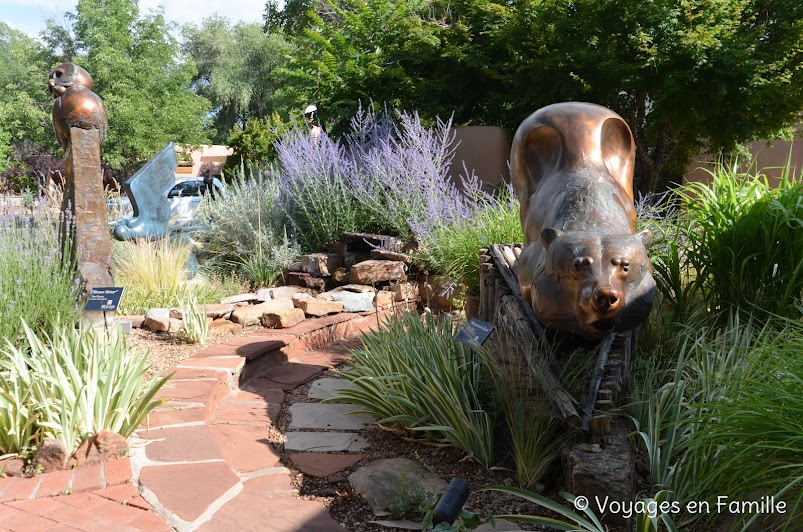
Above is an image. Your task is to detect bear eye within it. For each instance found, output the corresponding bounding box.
[611,258,630,272]
[573,257,592,271]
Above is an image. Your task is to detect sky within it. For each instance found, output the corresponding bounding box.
[0,0,265,39]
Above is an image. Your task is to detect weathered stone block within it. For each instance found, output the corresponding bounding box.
[292,293,344,316]
[220,293,258,305]
[143,315,183,332]
[262,307,306,328]
[324,291,374,312]
[255,286,308,301]
[374,290,394,308]
[349,260,406,284]
[302,253,345,277]
[391,282,419,302]
[230,299,294,326]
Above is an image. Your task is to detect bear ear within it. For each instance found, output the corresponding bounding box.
[540,227,562,248]
[637,229,654,247]
[600,117,635,199]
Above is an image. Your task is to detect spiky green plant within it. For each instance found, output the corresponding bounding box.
[332,311,496,466]
[0,320,169,454]
[178,293,209,345]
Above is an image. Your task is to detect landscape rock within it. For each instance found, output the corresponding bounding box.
[144,308,170,320]
[348,458,448,516]
[230,298,294,326]
[143,315,183,333]
[349,260,406,284]
[287,272,326,290]
[302,253,345,277]
[370,249,411,262]
[331,268,348,283]
[324,291,374,312]
[0,458,24,477]
[220,293,258,305]
[288,261,303,272]
[169,304,233,320]
[116,315,144,328]
[331,284,376,294]
[255,286,308,302]
[375,290,394,308]
[288,403,376,430]
[70,430,129,467]
[419,280,455,310]
[209,318,242,335]
[292,294,344,317]
[262,307,306,329]
[32,438,69,472]
[391,282,419,302]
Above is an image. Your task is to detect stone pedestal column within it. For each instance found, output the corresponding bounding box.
[61,127,114,291]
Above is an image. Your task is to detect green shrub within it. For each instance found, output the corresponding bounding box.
[629,313,803,529]
[333,311,496,466]
[196,170,301,288]
[0,211,80,346]
[417,189,523,294]
[0,320,169,455]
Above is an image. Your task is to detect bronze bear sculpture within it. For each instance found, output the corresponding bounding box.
[511,102,656,339]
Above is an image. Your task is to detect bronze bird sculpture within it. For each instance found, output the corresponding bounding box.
[48,63,108,149]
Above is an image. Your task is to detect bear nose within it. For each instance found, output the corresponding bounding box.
[592,287,621,312]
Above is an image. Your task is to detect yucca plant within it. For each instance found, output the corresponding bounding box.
[332,311,496,466]
[0,320,170,454]
[178,293,209,345]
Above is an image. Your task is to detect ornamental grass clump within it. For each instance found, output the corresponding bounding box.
[333,311,496,466]
[0,320,169,455]
[0,209,80,346]
[651,159,802,323]
[417,187,523,294]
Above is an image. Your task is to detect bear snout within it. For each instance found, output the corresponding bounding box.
[591,287,622,313]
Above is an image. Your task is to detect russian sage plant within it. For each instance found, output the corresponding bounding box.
[0,208,80,346]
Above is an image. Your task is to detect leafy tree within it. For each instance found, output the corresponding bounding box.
[224,113,293,172]
[0,23,58,190]
[278,0,803,193]
[182,17,300,143]
[42,0,211,177]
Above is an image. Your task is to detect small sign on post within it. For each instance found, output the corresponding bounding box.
[455,317,495,349]
[84,287,125,312]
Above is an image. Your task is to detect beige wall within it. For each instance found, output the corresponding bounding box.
[452,126,511,191]
[684,138,802,186]
[175,145,232,178]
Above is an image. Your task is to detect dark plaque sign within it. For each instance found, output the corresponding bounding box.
[455,318,495,349]
[84,287,125,312]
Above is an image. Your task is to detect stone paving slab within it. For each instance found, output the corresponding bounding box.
[288,403,377,430]
[212,400,281,425]
[307,377,359,400]
[250,361,327,390]
[138,462,239,522]
[196,493,342,532]
[288,453,365,478]
[284,431,369,452]
[209,424,282,473]
[140,425,222,463]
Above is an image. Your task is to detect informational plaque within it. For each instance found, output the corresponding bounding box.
[455,317,495,349]
[84,287,125,312]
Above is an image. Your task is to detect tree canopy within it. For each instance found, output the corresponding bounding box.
[275,0,803,193]
[182,17,300,144]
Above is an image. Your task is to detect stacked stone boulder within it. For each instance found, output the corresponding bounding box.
[129,232,426,334]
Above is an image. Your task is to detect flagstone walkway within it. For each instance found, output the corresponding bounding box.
[0,308,401,531]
